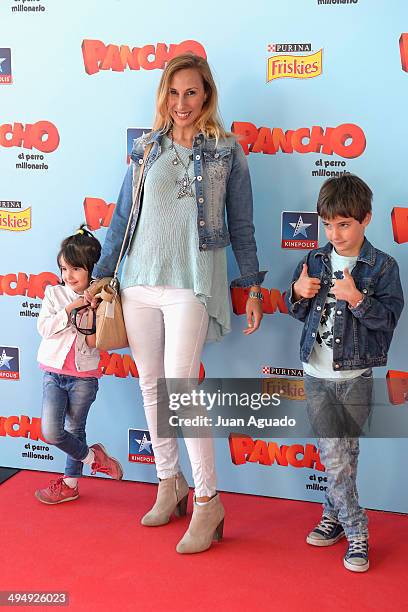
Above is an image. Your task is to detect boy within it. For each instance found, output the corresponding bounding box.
[285,174,404,572]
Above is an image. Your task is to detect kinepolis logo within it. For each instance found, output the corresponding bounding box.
[82,39,206,75]
[281,211,319,250]
[128,429,155,464]
[232,121,366,159]
[11,0,46,12]
[0,201,31,231]
[0,346,20,380]
[0,49,12,84]
[266,41,322,82]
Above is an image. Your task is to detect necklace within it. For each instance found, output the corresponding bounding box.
[170,131,196,199]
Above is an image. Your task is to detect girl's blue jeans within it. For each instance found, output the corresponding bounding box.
[41,371,99,477]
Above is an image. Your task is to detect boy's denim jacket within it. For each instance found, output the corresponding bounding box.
[93,130,266,288]
[285,238,404,370]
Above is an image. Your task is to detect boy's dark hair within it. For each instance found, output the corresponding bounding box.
[317,174,372,223]
[57,224,101,282]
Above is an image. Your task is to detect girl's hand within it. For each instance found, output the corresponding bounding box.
[244,297,263,335]
[65,297,85,315]
[83,289,99,309]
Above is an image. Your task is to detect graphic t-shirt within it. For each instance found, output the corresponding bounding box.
[303,249,367,379]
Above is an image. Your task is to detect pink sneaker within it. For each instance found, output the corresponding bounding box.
[35,477,79,504]
[90,443,123,480]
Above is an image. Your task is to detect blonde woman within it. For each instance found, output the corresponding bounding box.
[93,54,266,553]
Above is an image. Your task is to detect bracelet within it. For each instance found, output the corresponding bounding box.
[350,295,365,309]
[248,290,263,301]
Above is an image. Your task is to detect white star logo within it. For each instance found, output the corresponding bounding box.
[289,215,312,238]
[135,433,153,453]
[0,349,14,369]
[0,58,6,74]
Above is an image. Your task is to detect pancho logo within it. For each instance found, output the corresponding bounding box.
[391,207,408,244]
[267,42,322,82]
[400,34,408,72]
[229,434,324,470]
[232,121,366,159]
[231,287,288,315]
[84,197,115,230]
[0,121,59,153]
[82,39,206,75]
[386,370,408,405]
[0,415,44,440]
[0,272,59,298]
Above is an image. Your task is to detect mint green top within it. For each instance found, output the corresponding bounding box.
[121,135,231,342]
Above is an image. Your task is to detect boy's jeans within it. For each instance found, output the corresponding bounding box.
[304,371,373,540]
[41,372,99,477]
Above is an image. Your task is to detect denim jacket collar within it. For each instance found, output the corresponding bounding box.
[141,128,213,148]
[312,237,376,267]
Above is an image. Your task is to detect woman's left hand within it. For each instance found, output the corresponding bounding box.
[244,297,263,335]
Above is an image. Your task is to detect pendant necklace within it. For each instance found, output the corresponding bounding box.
[170,130,196,199]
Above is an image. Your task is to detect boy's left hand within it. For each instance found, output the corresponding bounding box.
[332,268,363,306]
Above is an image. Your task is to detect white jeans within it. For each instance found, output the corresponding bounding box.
[121,285,216,497]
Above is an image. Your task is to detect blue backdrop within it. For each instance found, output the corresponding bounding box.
[1,0,408,513]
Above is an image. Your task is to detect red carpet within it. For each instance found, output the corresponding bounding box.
[0,471,407,611]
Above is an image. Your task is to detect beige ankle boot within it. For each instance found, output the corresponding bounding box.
[141,472,189,526]
[176,493,225,554]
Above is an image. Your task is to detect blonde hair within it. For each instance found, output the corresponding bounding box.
[152,54,227,141]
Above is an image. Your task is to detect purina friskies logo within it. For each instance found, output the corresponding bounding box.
[267,42,322,82]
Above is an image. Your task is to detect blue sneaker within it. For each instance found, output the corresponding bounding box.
[306,515,345,547]
[344,539,369,572]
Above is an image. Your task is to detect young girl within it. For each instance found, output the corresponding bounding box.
[35,225,123,504]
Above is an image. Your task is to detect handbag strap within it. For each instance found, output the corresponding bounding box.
[112,142,153,279]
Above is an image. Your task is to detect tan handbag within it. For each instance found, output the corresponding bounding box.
[88,143,153,351]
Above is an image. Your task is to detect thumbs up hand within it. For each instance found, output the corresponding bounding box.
[293,263,321,300]
[332,267,362,305]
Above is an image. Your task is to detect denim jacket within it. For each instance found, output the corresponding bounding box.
[285,238,404,370]
[93,130,266,288]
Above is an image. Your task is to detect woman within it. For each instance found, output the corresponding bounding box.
[92,54,266,553]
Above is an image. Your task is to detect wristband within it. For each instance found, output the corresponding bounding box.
[350,295,365,309]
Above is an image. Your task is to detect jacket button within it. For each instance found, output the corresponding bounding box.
[138,159,143,165]
[335,338,341,343]
[198,197,204,204]
[324,257,328,262]
[196,138,202,145]
[316,306,322,311]
[199,220,205,227]
[335,364,340,369]
[362,289,368,294]
[323,280,328,284]
[195,155,201,160]
[337,310,342,315]
[214,152,220,158]
[311,332,316,338]
[197,175,203,181]
[202,243,207,249]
